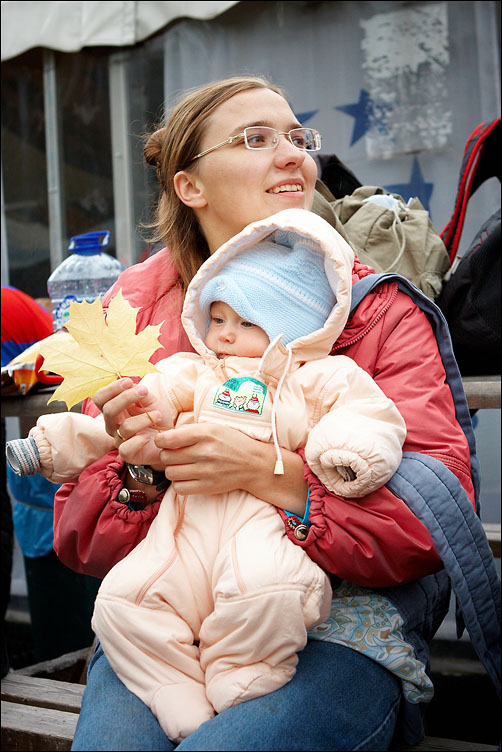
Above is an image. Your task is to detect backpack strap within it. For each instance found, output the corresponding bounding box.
[441,118,501,262]
[351,272,480,507]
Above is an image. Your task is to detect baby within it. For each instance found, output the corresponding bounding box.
[7,209,406,742]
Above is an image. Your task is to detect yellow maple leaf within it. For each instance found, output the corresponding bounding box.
[39,291,162,409]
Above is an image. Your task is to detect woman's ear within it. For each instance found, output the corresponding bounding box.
[173,170,207,208]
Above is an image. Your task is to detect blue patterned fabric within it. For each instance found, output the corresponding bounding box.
[308,581,434,703]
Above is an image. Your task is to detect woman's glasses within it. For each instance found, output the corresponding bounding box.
[192,126,322,161]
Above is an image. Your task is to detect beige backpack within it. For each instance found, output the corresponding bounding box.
[313,181,451,300]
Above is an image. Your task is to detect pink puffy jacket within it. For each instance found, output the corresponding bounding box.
[53,244,474,586]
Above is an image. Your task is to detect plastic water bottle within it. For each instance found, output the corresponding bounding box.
[47,231,125,331]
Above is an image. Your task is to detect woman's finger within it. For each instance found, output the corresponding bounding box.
[154,424,254,495]
[119,411,163,440]
[154,424,208,451]
[92,378,134,411]
[97,385,155,437]
[118,434,163,467]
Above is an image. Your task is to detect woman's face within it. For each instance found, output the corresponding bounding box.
[179,88,318,253]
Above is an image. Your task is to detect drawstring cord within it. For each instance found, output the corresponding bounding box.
[270,345,293,475]
[381,201,409,273]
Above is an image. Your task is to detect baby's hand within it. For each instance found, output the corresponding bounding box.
[113,384,174,468]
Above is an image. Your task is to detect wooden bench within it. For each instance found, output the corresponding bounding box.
[2,375,500,750]
[1,674,83,751]
[2,376,500,418]
[1,647,91,751]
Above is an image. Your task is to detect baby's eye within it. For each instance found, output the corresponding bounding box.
[212,316,224,325]
[241,321,254,328]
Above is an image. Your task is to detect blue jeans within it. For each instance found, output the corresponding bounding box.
[72,640,401,751]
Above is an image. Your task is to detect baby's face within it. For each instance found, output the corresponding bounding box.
[206,301,270,359]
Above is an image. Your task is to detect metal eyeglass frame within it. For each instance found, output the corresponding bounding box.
[192,126,322,161]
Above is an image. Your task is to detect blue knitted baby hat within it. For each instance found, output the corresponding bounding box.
[199,229,336,346]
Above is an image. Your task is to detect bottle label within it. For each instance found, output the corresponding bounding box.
[54,295,79,329]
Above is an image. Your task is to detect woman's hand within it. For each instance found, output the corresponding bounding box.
[92,378,172,468]
[154,423,308,514]
[93,381,308,511]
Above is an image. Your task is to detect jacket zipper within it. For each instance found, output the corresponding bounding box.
[231,537,247,594]
[134,496,187,606]
[194,382,213,423]
[134,550,177,606]
[332,283,398,352]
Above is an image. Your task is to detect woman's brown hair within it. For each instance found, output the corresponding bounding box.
[143,76,285,291]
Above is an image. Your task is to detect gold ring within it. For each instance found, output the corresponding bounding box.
[116,428,125,441]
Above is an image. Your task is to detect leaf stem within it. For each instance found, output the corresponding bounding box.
[117,373,161,433]
[140,404,161,433]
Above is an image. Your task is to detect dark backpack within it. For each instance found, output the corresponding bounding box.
[436,118,501,376]
[314,152,362,199]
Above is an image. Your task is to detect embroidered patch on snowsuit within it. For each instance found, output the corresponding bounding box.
[213,377,267,415]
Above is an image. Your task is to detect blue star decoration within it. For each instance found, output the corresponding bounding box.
[335,89,373,146]
[294,109,319,126]
[384,157,434,215]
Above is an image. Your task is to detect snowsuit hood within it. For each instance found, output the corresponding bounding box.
[181,209,355,373]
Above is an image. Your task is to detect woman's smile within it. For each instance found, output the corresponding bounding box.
[266,181,305,195]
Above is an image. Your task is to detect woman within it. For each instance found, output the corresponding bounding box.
[56,76,476,751]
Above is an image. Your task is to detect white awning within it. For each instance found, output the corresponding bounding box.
[1,1,239,61]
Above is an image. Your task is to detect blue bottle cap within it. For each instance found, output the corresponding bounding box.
[68,231,110,255]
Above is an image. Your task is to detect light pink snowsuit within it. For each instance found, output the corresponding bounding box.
[29,210,406,742]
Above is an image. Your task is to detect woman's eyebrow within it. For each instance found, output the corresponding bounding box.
[230,119,303,135]
[230,120,268,134]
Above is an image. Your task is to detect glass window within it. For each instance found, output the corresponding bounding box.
[56,49,116,256]
[127,34,165,261]
[1,49,50,298]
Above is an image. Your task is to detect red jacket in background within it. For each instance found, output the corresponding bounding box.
[1,286,53,367]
